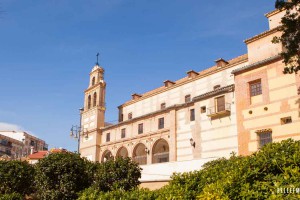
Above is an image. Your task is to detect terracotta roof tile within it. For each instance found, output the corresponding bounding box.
[28,151,48,159]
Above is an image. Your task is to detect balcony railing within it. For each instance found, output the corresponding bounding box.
[133,155,147,165]
[207,103,231,118]
[153,152,169,163]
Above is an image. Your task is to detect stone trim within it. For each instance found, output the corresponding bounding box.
[265,9,281,18]
[244,27,281,44]
[231,55,282,75]
[255,128,272,134]
[84,82,105,93]
[193,84,234,101]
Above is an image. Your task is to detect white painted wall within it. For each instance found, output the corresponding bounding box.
[140,157,218,182]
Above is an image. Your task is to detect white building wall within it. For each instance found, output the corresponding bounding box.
[122,62,245,120]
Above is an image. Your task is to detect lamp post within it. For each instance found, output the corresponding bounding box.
[70,108,87,153]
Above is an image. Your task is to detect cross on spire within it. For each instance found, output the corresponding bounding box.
[96,53,100,66]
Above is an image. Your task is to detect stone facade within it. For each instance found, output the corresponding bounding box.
[233,9,300,155]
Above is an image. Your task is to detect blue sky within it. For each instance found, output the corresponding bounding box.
[0,0,275,151]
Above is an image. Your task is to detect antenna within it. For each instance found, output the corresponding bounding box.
[96,53,100,65]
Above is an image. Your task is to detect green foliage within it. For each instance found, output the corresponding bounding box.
[0,193,23,200]
[2,140,300,199]
[34,152,95,200]
[157,139,300,200]
[77,140,300,200]
[93,157,142,192]
[78,187,157,200]
[0,160,35,196]
[273,0,300,74]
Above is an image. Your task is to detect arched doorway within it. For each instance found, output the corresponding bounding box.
[101,150,114,162]
[152,139,169,163]
[116,147,128,158]
[132,143,147,165]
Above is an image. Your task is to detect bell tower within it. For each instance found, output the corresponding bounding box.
[79,61,106,162]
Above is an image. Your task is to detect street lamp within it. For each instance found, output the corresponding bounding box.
[70,108,88,153]
[20,138,25,161]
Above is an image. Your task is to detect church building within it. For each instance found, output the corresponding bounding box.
[79,7,300,189]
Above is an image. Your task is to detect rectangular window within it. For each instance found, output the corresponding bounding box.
[106,133,110,142]
[128,113,132,120]
[201,106,206,114]
[138,123,143,134]
[258,132,272,148]
[281,116,292,125]
[185,95,191,103]
[216,96,225,112]
[250,80,262,97]
[190,109,195,121]
[161,103,166,109]
[121,128,126,138]
[158,117,164,129]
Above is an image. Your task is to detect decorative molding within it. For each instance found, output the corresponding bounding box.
[244,27,281,44]
[231,55,282,75]
[265,9,281,18]
[193,84,235,101]
[255,128,272,134]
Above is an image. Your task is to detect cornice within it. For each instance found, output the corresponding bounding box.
[84,82,106,93]
[231,55,282,75]
[265,9,281,18]
[244,27,281,44]
[193,84,235,101]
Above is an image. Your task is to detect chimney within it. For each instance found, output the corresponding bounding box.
[30,146,34,155]
[215,58,228,68]
[164,80,175,87]
[186,70,199,78]
[132,93,142,100]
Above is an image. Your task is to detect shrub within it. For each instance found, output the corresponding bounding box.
[59,140,300,198]
[93,157,141,192]
[0,160,35,196]
[78,187,157,200]
[34,152,95,200]
[0,193,23,200]
[157,139,300,199]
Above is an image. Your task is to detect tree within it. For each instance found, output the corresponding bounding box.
[34,152,95,200]
[272,0,300,74]
[0,160,35,196]
[93,157,142,192]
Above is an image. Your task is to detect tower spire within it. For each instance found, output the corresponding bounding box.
[96,53,100,66]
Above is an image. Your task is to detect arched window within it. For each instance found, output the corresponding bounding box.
[93,92,97,107]
[116,147,128,158]
[101,150,114,162]
[152,139,169,164]
[92,77,95,86]
[133,143,147,165]
[88,95,91,109]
